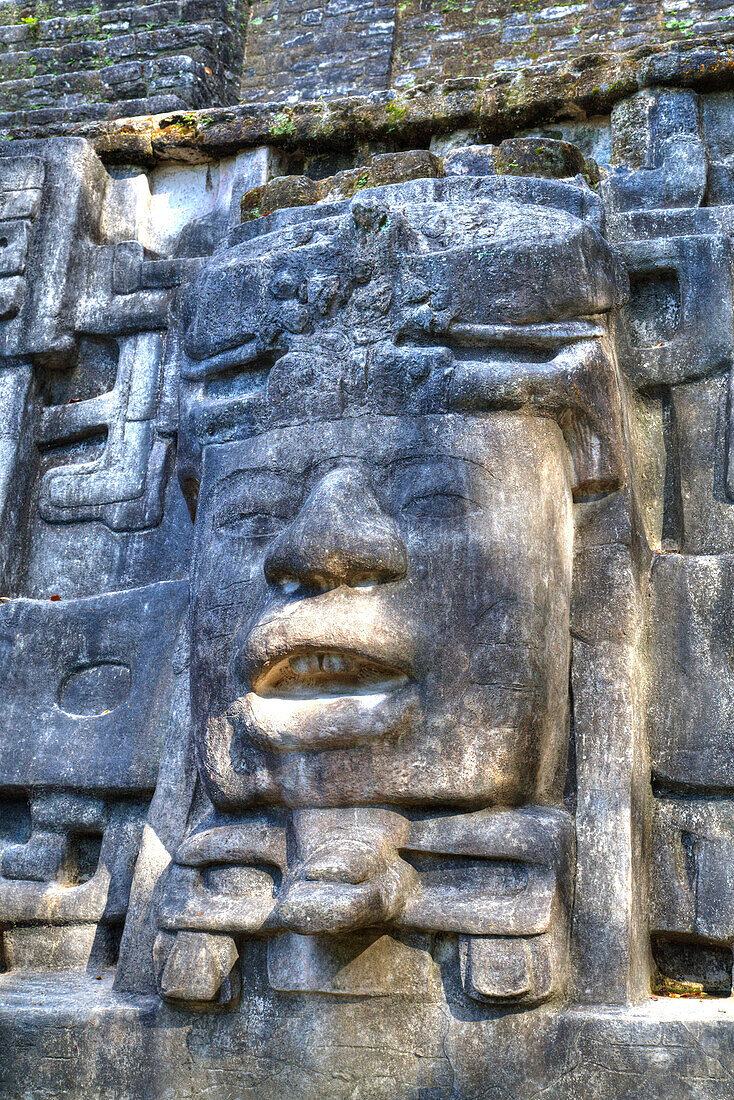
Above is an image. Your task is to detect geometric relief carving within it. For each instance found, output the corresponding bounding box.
[668,376,734,554]
[0,580,187,972]
[651,796,734,997]
[0,793,146,971]
[0,580,187,791]
[0,140,193,549]
[0,155,43,329]
[37,332,170,532]
[156,807,573,1004]
[604,89,707,215]
[651,796,734,946]
[602,84,734,1015]
[614,235,734,387]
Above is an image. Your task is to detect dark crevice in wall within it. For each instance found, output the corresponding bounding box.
[661,387,684,550]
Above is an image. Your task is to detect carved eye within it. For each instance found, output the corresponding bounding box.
[215,509,287,539]
[401,491,479,519]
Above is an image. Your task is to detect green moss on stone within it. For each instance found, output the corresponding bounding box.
[270,110,296,137]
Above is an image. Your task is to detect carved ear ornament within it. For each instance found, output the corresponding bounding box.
[448,337,624,499]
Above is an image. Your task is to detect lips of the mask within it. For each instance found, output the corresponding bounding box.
[194,587,428,804]
[255,649,409,699]
[236,604,419,751]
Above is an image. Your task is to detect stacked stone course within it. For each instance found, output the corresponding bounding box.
[389,0,733,84]
[238,0,734,104]
[0,0,246,130]
[0,0,730,127]
[241,0,397,102]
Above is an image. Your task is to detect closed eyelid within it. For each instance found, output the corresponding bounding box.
[214,502,290,525]
[211,468,299,507]
[387,457,479,496]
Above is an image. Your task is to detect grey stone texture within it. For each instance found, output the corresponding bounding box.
[6,87,734,1098]
[0,0,247,131]
[0,0,731,138]
[240,0,734,104]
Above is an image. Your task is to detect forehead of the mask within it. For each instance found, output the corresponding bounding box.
[182,198,624,364]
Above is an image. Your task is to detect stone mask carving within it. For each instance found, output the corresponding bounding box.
[155,176,627,1007]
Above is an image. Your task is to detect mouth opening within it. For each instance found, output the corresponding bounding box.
[253,648,409,700]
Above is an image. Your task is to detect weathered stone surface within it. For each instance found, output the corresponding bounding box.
[4,75,734,1098]
[0,0,247,133]
[243,144,597,221]
[3,0,734,140]
[3,35,734,163]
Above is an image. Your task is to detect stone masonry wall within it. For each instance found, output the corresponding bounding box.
[0,0,726,134]
[239,0,734,103]
[241,0,397,102]
[0,0,246,132]
[1,1,734,161]
[389,0,734,86]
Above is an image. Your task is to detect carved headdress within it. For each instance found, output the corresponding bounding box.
[174,174,629,501]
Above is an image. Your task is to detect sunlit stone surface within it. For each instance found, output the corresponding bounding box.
[3,104,734,1097]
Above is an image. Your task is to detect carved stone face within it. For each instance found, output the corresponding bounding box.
[182,185,625,815]
[190,407,573,811]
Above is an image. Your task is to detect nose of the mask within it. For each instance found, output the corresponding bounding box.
[264,466,407,592]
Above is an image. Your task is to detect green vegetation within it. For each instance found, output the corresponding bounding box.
[385,99,408,132]
[664,16,695,34]
[5,56,37,77]
[270,110,296,137]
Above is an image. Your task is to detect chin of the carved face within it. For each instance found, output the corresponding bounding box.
[195,695,559,811]
[233,740,541,812]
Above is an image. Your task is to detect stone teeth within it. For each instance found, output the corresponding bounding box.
[291,655,319,676]
[287,653,362,678]
[322,654,351,674]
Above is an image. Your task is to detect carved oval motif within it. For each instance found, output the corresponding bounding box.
[58,662,131,717]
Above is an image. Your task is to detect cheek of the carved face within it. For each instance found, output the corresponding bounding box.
[190,523,266,684]
[451,688,541,804]
[403,470,571,802]
[197,704,279,808]
[456,588,570,798]
[190,589,237,712]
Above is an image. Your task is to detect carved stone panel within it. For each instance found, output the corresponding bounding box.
[3,112,734,1097]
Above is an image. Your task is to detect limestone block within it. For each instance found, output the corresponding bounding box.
[701,92,734,204]
[646,555,734,790]
[651,797,734,946]
[460,934,555,1005]
[0,581,187,790]
[157,930,239,1005]
[605,89,707,212]
[614,235,734,388]
[267,930,440,996]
